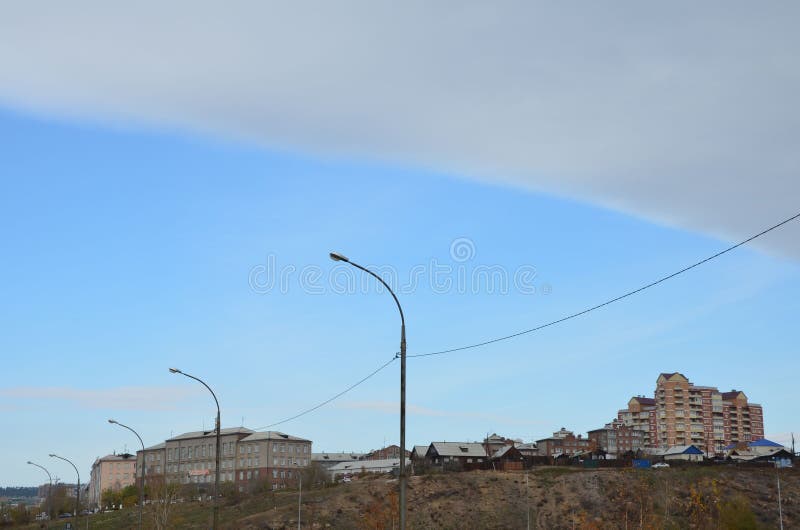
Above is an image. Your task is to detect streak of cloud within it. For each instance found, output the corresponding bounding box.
[0,385,202,411]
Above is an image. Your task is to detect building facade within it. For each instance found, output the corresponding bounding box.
[588,420,644,457]
[615,373,765,456]
[536,428,595,457]
[87,453,137,508]
[138,427,312,493]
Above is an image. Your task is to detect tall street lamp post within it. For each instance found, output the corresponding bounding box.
[49,453,80,522]
[294,461,302,530]
[27,461,53,520]
[108,419,146,530]
[328,251,407,529]
[169,367,221,529]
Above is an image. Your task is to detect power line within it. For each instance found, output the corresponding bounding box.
[408,210,800,358]
[254,354,397,431]
[254,210,799,430]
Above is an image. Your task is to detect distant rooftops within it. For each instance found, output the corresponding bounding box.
[167,427,254,441]
[240,431,310,443]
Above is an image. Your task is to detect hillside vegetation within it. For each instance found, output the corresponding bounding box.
[15,466,799,529]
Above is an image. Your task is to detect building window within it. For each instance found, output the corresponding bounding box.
[239,471,244,480]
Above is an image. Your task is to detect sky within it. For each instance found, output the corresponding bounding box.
[1,2,799,486]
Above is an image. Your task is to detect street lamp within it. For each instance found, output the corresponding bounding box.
[27,461,53,520]
[328,251,407,529]
[108,419,145,530]
[49,453,80,522]
[169,367,221,529]
[294,461,302,530]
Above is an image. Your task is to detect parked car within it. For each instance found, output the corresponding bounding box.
[652,462,670,468]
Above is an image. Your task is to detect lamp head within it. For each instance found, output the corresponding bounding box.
[169,367,181,374]
[329,252,349,263]
[27,461,32,465]
[48,454,56,458]
[108,419,117,424]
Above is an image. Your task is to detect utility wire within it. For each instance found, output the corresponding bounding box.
[254,210,799,430]
[408,210,800,358]
[254,354,397,431]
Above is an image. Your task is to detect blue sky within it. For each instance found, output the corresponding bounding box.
[1,107,798,486]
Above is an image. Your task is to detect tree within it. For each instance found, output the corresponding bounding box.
[147,476,180,530]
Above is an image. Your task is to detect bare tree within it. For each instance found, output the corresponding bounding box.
[148,476,180,530]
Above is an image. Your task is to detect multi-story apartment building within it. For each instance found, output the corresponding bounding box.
[138,427,312,493]
[587,420,644,457]
[87,453,137,508]
[615,373,764,456]
[617,396,656,447]
[536,428,595,457]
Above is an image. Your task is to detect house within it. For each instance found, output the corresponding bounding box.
[411,445,429,461]
[663,445,705,462]
[425,442,487,470]
[724,438,786,458]
[490,445,524,471]
[728,447,793,466]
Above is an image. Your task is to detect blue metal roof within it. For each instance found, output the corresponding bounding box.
[749,438,783,447]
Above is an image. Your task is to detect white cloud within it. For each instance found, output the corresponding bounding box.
[1,1,799,255]
[0,385,201,411]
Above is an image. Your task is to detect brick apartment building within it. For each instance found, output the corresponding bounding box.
[587,420,644,457]
[615,372,765,455]
[536,428,595,457]
[137,427,312,492]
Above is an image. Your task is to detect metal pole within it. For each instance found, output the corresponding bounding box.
[298,464,302,530]
[49,454,80,525]
[108,419,145,530]
[170,368,221,529]
[777,467,784,530]
[329,252,407,529]
[27,461,53,521]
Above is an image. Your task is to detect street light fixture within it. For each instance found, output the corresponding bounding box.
[27,461,53,520]
[108,418,145,530]
[328,251,407,529]
[49,453,81,523]
[169,367,221,529]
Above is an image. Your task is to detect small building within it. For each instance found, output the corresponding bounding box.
[411,445,429,461]
[490,445,524,471]
[425,442,487,470]
[663,445,704,462]
[328,458,410,480]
